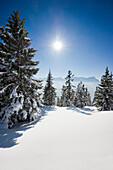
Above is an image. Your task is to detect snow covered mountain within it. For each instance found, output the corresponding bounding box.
[0,106,113,170]
[40,76,99,82]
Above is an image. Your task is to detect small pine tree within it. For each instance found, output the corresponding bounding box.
[57,96,60,106]
[93,67,113,110]
[0,10,42,128]
[75,81,91,108]
[84,88,92,106]
[60,70,75,106]
[60,85,67,107]
[75,82,85,107]
[43,70,56,105]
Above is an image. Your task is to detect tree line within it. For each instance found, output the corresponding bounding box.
[43,70,91,107]
[43,67,113,112]
[0,11,113,128]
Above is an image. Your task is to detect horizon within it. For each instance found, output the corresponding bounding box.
[38,75,99,80]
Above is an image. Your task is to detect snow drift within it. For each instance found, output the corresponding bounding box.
[0,106,113,170]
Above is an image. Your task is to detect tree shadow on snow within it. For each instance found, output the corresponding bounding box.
[66,106,93,115]
[0,106,56,148]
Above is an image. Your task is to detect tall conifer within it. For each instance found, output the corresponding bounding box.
[0,11,42,128]
[43,70,56,105]
[60,70,75,106]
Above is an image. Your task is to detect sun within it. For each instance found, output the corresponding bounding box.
[53,41,63,51]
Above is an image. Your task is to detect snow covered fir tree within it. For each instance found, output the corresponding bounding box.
[60,70,75,106]
[43,70,56,105]
[60,85,67,107]
[57,96,60,106]
[93,67,113,111]
[0,10,42,128]
[74,81,91,107]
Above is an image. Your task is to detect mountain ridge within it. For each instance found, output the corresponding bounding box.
[39,76,99,83]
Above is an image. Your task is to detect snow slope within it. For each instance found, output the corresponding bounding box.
[0,106,113,170]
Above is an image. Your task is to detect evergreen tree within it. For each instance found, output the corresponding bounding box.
[84,87,92,106]
[93,87,102,108]
[43,70,56,105]
[60,85,67,107]
[75,81,91,107]
[57,96,60,106]
[75,82,85,107]
[0,10,42,128]
[93,67,113,110]
[60,70,75,106]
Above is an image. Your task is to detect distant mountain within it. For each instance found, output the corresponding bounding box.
[73,76,99,82]
[39,77,64,82]
[40,76,99,83]
[53,77,64,81]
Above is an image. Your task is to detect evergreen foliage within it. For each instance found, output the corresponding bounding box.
[57,96,60,106]
[74,81,91,107]
[93,67,113,110]
[60,70,75,106]
[60,85,67,106]
[0,10,42,128]
[43,70,56,105]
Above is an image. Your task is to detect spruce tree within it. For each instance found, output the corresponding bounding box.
[60,70,75,106]
[86,88,92,106]
[75,81,91,107]
[57,96,60,106]
[0,10,42,128]
[60,85,67,107]
[93,67,113,110]
[75,82,85,107]
[43,70,56,105]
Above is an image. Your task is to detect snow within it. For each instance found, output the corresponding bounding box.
[0,50,11,56]
[10,86,18,98]
[17,28,23,34]
[0,106,113,170]
[21,110,27,119]
[5,27,11,30]
[0,83,14,94]
[32,99,37,108]
[0,72,6,74]
[24,37,31,41]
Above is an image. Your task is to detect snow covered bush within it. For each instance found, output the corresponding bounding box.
[0,10,42,128]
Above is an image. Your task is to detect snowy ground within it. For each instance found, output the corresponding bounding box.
[0,106,113,170]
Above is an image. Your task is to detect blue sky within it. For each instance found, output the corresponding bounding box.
[0,0,113,79]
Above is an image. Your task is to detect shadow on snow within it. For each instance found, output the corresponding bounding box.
[66,106,94,115]
[0,106,56,149]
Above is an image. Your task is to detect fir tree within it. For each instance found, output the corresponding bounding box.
[86,88,92,106]
[60,70,75,106]
[75,81,91,107]
[57,96,60,106]
[93,67,113,110]
[75,82,85,107]
[43,70,56,105]
[0,10,42,128]
[60,85,67,107]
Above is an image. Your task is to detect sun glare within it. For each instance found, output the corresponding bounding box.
[53,41,63,51]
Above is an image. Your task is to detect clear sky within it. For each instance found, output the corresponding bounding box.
[0,0,113,79]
